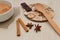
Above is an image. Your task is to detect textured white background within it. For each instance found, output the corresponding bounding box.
[0,0,60,40]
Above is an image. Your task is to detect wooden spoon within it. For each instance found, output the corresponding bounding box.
[34,3,60,35]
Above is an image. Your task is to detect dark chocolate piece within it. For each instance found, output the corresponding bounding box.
[21,3,32,12]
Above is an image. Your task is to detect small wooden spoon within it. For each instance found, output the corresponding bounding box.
[34,3,60,35]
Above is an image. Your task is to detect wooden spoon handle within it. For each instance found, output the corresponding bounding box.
[44,12,60,35]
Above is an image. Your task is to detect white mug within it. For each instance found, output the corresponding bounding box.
[0,0,14,22]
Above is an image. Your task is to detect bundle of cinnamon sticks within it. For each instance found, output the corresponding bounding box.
[16,18,29,36]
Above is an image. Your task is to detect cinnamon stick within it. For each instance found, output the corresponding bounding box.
[16,20,20,36]
[18,18,29,32]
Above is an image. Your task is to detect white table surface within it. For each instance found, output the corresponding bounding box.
[0,0,60,40]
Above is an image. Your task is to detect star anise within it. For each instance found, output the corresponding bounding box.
[26,23,33,29]
[34,24,41,32]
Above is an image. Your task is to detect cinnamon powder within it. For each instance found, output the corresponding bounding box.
[0,3,11,14]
